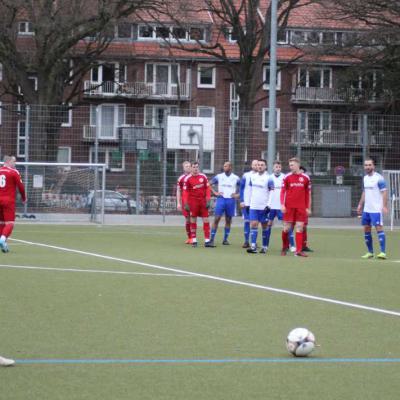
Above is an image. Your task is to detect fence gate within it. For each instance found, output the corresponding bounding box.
[383,170,400,230]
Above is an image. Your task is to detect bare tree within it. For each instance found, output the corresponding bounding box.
[0,0,149,160]
[314,0,400,111]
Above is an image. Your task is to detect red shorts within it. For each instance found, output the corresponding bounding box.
[283,207,307,223]
[188,199,209,218]
[0,201,16,223]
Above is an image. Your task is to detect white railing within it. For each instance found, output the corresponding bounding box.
[292,87,386,104]
[291,131,392,146]
[83,125,118,140]
[84,81,190,99]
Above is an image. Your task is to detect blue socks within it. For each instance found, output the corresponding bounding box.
[224,227,231,241]
[364,232,373,253]
[251,228,258,248]
[244,221,250,243]
[377,231,386,253]
[262,229,270,248]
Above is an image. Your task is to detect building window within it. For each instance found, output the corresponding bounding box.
[302,151,331,175]
[17,120,26,158]
[90,148,125,171]
[298,68,332,88]
[61,103,73,127]
[89,104,126,139]
[350,114,361,133]
[195,150,214,173]
[144,105,178,130]
[197,64,216,88]
[230,83,239,120]
[197,106,215,118]
[277,29,289,44]
[262,108,281,132]
[57,147,71,165]
[18,21,34,35]
[263,66,281,90]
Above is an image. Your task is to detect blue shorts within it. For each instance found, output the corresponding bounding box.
[249,209,269,224]
[214,197,236,218]
[362,212,383,227]
[268,209,283,222]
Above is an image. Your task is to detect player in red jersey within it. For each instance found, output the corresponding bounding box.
[185,161,213,248]
[176,161,192,244]
[280,158,311,257]
[0,156,27,253]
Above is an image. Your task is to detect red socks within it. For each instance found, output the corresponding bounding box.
[296,232,303,253]
[190,223,197,240]
[282,231,289,250]
[203,222,210,241]
[185,222,191,238]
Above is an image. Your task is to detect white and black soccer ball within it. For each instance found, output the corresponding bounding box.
[286,327,316,357]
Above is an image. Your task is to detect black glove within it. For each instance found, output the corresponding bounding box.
[264,206,271,213]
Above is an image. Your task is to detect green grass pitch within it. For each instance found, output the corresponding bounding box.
[1,223,400,399]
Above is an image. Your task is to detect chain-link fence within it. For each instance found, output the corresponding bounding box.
[0,103,399,221]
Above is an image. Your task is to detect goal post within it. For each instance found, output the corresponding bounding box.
[7,162,107,224]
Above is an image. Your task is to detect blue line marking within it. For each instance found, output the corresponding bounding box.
[15,358,400,365]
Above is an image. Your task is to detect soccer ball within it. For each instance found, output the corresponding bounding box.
[286,327,316,357]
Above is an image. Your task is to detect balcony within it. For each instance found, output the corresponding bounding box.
[291,87,387,105]
[83,81,191,100]
[83,125,120,142]
[290,130,393,147]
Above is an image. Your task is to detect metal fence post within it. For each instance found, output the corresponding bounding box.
[362,114,369,163]
[23,105,30,216]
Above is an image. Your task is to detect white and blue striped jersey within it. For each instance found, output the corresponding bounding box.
[249,172,274,210]
[269,173,285,210]
[363,172,387,213]
[211,172,240,198]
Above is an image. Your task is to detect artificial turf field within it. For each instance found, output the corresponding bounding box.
[1,223,400,400]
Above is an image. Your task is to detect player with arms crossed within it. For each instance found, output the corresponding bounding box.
[209,161,240,246]
[239,159,258,248]
[357,158,388,259]
[280,158,311,257]
[176,161,192,244]
[246,159,274,254]
[0,156,26,252]
[185,162,213,248]
[263,160,284,249]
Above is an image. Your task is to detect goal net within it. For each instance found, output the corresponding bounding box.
[9,162,107,224]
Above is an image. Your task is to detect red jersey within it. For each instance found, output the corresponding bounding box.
[177,173,190,202]
[280,172,311,209]
[0,166,26,203]
[185,174,210,201]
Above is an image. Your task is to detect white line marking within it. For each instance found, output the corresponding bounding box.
[11,238,400,318]
[0,264,190,277]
